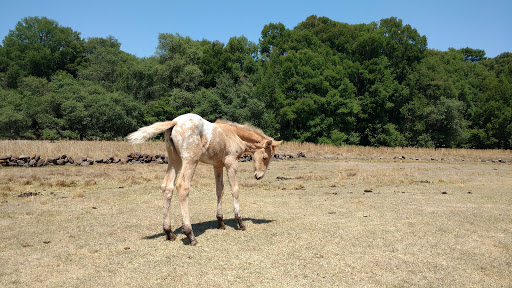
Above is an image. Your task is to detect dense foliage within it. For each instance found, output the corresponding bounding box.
[1,16,511,148]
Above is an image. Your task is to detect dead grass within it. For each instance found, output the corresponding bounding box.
[1,156,511,287]
[0,139,164,159]
[0,140,511,286]
[1,140,511,162]
[279,141,512,162]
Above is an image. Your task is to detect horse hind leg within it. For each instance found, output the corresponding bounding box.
[176,160,199,246]
[161,161,178,241]
[214,166,226,230]
[162,131,181,241]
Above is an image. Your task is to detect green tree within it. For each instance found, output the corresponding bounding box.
[0,89,30,138]
[1,17,83,87]
[259,22,289,57]
[469,53,512,148]
[77,37,136,91]
[199,41,232,88]
[225,36,259,80]
[156,33,203,91]
[379,17,427,82]
[122,57,169,102]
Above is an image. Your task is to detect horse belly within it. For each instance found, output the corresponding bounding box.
[199,139,224,165]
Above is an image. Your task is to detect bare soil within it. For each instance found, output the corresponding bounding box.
[0,142,511,287]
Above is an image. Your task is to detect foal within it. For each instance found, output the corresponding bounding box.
[127,113,281,246]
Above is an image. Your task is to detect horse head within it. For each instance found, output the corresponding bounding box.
[253,139,282,180]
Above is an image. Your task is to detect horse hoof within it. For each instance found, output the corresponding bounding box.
[217,217,226,230]
[239,225,247,231]
[190,239,199,246]
[165,232,177,241]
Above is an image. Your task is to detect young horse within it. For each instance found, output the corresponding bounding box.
[127,113,281,246]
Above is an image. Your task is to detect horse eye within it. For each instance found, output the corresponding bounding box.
[263,156,267,160]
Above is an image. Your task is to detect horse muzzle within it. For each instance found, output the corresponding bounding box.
[254,172,265,180]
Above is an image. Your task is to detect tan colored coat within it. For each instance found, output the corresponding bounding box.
[127,113,281,246]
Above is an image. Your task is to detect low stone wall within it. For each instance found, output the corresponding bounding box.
[0,152,306,167]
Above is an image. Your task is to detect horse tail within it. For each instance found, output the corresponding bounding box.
[127,121,177,144]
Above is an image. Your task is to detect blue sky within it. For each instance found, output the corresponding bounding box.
[1,0,511,58]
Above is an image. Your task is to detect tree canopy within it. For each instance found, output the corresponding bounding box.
[1,16,511,149]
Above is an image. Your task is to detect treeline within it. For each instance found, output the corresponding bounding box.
[0,16,511,149]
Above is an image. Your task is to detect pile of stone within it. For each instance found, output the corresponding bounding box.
[124,152,168,164]
[273,152,306,160]
[1,154,46,167]
[240,152,306,162]
[0,151,305,168]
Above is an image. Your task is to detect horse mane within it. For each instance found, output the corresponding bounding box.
[215,119,270,140]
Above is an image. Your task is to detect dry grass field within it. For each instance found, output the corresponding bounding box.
[1,140,511,287]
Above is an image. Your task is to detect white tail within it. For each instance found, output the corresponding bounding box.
[127,121,177,144]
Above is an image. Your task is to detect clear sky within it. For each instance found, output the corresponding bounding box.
[1,0,511,58]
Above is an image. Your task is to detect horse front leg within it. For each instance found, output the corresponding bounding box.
[226,162,246,231]
[214,166,226,230]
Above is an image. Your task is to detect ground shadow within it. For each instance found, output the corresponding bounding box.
[143,218,274,242]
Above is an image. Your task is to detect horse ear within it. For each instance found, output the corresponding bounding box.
[265,140,273,148]
[272,140,282,147]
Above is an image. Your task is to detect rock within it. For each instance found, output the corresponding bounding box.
[273,153,288,160]
[18,192,39,197]
[0,155,12,160]
[18,155,30,160]
[239,153,253,162]
[37,158,47,167]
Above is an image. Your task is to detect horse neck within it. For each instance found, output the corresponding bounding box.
[233,126,267,152]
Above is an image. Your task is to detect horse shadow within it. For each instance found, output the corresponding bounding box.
[143,218,274,242]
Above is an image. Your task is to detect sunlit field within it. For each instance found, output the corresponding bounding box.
[1,140,511,287]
